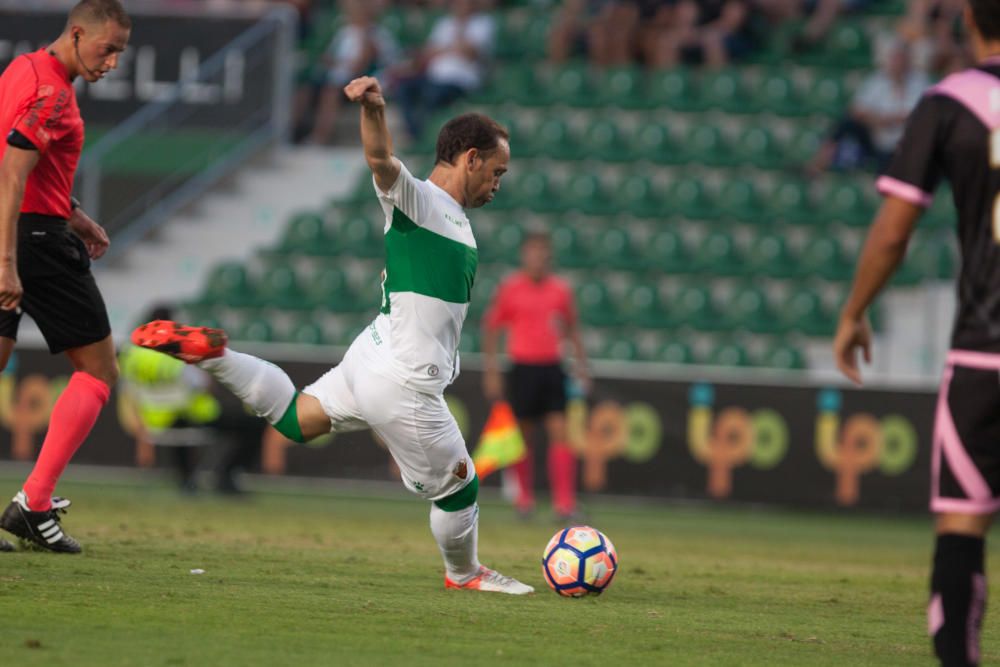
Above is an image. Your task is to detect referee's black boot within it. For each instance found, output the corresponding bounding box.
[0,536,13,551]
[0,491,81,553]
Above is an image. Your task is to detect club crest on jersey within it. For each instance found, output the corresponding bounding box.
[428,364,439,377]
[453,458,469,480]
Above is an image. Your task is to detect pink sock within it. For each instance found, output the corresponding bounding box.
[548,443,577,516]
[512,448,535,512]
[22,372,110,511]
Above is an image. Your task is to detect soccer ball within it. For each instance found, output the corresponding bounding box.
[541,525,618,597]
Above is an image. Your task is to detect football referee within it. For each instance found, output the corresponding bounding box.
[0,0,130,553]
[482,231,590,522]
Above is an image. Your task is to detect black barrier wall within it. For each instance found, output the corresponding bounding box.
[0,348,936,512]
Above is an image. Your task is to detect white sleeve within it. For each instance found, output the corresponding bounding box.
[468,16,496,56]
[374,162,433,226]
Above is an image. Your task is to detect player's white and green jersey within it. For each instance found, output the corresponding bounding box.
[356,162,477,394]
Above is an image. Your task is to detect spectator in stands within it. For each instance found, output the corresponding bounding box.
[392,0,496,140]
[293,0,400,145]
[642,0,754,69]
[548,0,640,67]
[897,0,968,75]
[806,38,929,176]
[753,0,870,51]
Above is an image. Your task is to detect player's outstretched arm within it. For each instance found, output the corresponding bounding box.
[0,145,39,310]
[344,76,401,193]
[833,196,922,385]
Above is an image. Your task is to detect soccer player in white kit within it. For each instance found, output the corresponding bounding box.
[132,76,533,595]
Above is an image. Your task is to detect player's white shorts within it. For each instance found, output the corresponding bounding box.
[302,332,475,501]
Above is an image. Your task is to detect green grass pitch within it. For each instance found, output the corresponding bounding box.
[0,471,995,666]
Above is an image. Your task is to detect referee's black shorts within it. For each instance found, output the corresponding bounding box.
[507,362,567,420]
[0,215,111,354]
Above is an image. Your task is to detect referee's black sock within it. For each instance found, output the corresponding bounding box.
[930,534,986,667]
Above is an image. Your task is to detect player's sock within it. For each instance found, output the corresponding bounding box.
[430,502,481,583]
[548,442,577,517]
[930,533,986,667]
[22,372,110,512]
[512,451,534,513]
[198,350,296,425]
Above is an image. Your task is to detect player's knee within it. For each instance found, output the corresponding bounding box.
[83,362,119,388]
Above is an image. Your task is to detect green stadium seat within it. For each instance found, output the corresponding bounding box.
[923,190,953,231]
[895,238,958,285]
[595,227,639,270]
[529,118,583,161]
[338,215,382,258]
[708,341,752,367]
[551,224,593,268]
[598,66,645,109]
[459,330,480,354]
[631,123,683,166]
[700,69,748,114]
[779,289,833,336]
[308,267,361,312]
[197,262,255,308]
[717,180,763,224]
[724,285,779,334]
[764,179,815,226]
[752,72,803,117]
[234,317,274,343]
[804,76,849,115]
[799,237,854,282]
[681,125,731,167]
[666,177,713,219]
[280,212,336,256]
[259,265,305,309]
[548,64,598,108]
[668,285,719,330]
[602,338,641,361]
[656,341,696,365]
[622,283,669,329]
[641,229,693,274]
[583,119,627,162]
[820,180,876,227]
[820,23,872,69]
[566,173,615,216]
[761,343,807,370]
[694,231,745,276]
[289,319,327,345]
[473,63,538,106]
[645,68,702,112]
[576,280,620,327]
[479,224,524,265]
[511,170,563,213]
[782,127,824,168]
[615,173,666,218]
[746,233,798,278]
[734,127,783,170]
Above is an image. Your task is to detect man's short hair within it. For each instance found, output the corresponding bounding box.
[68,0,132,30]
[970,0,1000,42]
[434,113,509,166]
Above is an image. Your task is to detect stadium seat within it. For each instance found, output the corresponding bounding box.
[259,265,306,309]
[280,212,335,256]
[764,179,815,226]
[760,343,807,370]
[234,317,274,343]
[717,179,763,224]
[656,340,696,364]
[923,190,953,231]
[480,224,524,265]
[631,123,684,166]
[734,127,784,170]
[700,69,748,114]
[694,231,745,276]
[804,76,849,115]
[598,66,646,109]
[641,229,693,274]
[197,262,256,308]
[566,173,615,216]
[308,267,361,312]
[576,280,620,327]
[666,177,714,219]
[514,169,564,213]
[595,227,640,270]
[602,338,641,361]
[752,72,803,117]
[645,68,703,112]
[681,124,731,167]
[782,127,824,168]
[820,180,876,227]
[778,289,833,336]
[548,64,598,108]
[622,283,669,329]
[338,215,383,258]
[746,233,798,278]
[799,237,854,282]
[529,118,583,162]
[708,341,752,367]
[895,238,958,285]
[667,285,719,330]
[551,224,594,268]
[818,23,872,69]
[724,285,779,334]
[583,119,627,163]
[290,319,327,345]
[615,173,667,218]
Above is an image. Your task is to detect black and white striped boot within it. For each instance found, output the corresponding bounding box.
[0,491,81,553]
